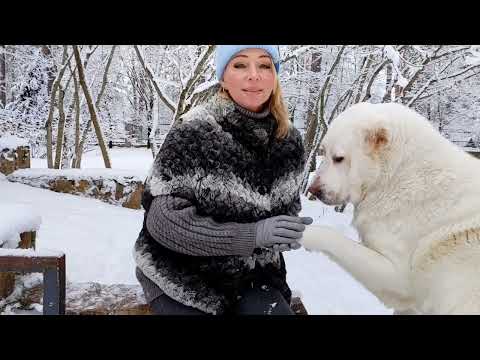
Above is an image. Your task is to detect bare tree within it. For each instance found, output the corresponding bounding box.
[301,46,346,193]
[45,46,72,168]
[73,45,115,168]
[73,45,111,168]
[3,44,480,179]
[303,50,322,173]
[133,45,217,156]
[71,68,81,168]
[53,84,67,168]
[53,62,80,169]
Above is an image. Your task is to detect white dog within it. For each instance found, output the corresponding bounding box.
[303,102,480,314]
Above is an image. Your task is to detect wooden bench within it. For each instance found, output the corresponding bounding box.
[0,249,66,315]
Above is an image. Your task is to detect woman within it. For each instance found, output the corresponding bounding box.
[134,45,312,315]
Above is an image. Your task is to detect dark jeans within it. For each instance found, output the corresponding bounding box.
[150,285,294,315]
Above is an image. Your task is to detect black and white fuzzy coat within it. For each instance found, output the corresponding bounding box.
[134,91,306,314]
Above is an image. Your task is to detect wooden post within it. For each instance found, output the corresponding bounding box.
[0,146,30,176]
[16,146,30,170]
[0,273,15,298]
[19,231,36,250]
[0,253,66,315]
[0,231,36,299]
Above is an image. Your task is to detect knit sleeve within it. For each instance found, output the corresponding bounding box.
[146,195,257,257]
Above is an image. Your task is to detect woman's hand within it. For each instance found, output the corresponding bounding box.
[255,215,313,251]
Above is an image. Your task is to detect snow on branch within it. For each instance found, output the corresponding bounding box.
[134,45,176,113]
[281,45,317,64]
[184,45,216,97]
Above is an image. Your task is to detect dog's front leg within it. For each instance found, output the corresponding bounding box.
[301,226,409,303]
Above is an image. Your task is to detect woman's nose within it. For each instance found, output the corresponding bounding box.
[247,65,260,80]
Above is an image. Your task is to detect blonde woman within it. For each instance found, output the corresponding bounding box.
[134,45,312,315]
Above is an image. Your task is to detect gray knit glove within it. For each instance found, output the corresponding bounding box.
[255,215,313,251]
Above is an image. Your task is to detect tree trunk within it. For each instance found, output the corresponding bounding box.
[382,64,393,103]
[0,45,6,107]
[72,45,111,168]
[54,85,66,169]
[74,46,116,168]
[45,46,71,168]
[301,46,346,193]
[134,45,176,114]
[56,64,80,169]
[353,54,373,104]
[303,51,322,173]
[71,70,81,168]
[172,45,216,123]
[41,45,56,95]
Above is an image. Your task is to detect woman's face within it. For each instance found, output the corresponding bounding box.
[221,48,275,113]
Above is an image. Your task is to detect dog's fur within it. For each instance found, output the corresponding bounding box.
[304,102,480,314]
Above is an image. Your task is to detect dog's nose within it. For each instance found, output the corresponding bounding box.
[308,181,322,197]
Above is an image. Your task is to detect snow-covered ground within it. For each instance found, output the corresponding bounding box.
[2,147,392,314]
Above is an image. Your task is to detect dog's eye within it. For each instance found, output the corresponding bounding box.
[333,156,344,164]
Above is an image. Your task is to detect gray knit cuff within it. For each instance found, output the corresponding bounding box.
[231,222,257,256]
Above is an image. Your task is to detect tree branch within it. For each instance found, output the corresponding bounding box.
[134,45,176,113]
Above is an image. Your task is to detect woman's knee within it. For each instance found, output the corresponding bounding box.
[149,294,206,315]
[234,285,294,315]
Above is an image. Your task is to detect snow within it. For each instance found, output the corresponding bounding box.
[384,45,400,67]
[0,135,28,150]
[31,147,154,175]
[191,80,218,96]
[466,46,480,65]
[9,168,147,184]
[1,147,391,314]
[396,75,409,88]
[0,203,42,248]
[383,45,409,91]
[0,179,142,285]
[0,248,63,257]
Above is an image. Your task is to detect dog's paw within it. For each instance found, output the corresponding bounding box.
[300,225,350,252]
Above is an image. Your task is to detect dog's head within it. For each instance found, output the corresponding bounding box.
[308,102,396,206]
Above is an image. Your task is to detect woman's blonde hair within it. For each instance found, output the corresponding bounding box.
[269,65,291,139]
[219,59,291,140]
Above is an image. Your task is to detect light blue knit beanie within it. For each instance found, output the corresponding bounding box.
[215,45,280,81]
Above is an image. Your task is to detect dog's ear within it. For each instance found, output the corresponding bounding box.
[364,127,389,154]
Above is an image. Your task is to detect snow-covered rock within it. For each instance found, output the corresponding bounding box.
[7,168,146,209]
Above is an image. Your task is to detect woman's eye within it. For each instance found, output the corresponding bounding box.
[233,63,246,69]
[260,63,271,69]
[333,156,344,164]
